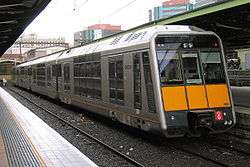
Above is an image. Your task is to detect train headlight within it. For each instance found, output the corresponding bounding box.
[183,43,193,48]
[183,43,188,48]
[188,43,193,48]
[214,111,224,121]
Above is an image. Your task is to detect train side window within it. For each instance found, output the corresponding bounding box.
[63,63,71,91]
[28,68,32,75]
[47,66,52,86]
[36,64,46,87]
[52,65,57,77]
[109,61,115,78]
[142,51,156,113]
[133,52,142,110]
[32,68,36,83]
[57,64,62,77]
[64,64,70,83]
[52,64,62,77]
[73,54,101,99]
[108,55,124,105]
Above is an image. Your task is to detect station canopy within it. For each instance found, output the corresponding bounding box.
[0,0,51,56]
[156,0,250,49]
[106,0,250,54]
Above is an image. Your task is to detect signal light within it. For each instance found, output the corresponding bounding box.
[214,111,224,121]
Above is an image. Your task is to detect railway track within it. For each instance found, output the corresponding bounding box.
[207,134,250,156]
[7,87,145,167]
[227,128,250,141]
[7,87,250,167]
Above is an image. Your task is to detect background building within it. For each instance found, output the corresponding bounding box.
[236,48,250,70]
[149,0,193,21]
[5,34,69,55]
[74,24,122,46]
[22,46,67,61]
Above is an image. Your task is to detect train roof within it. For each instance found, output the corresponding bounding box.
[17,25,206,67]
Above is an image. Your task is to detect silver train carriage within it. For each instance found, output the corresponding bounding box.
[15,25,236,137]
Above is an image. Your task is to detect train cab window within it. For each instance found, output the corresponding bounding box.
[200,52,226,84]
[156,35,225,86]
[181,53,202,84]
[157,50,183,85]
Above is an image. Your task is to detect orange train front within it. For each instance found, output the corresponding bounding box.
[154,34,235,137]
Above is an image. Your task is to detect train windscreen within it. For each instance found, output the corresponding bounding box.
[155,35,226,86]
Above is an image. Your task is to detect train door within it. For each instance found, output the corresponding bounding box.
[181,51,209,110]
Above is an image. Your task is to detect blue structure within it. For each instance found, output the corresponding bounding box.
[150,2,193,21]
[153,4,193,20]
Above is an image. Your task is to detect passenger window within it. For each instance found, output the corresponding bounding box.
[73,54,102,99]
[47,66,52,86]
[57,64,62,77]
[32,68,36,83]
[142,52,156,113]
[36,64,46,86]
[133,52,142,110]
[64,64,70,84]
[28,68,32,75]
[109,55,124,105]
[52,65,57,77]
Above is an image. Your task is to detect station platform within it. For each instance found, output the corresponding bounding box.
[0,87,97,167]
[234,106,250,128]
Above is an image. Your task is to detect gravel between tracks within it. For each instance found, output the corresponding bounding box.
[6,86,250,167]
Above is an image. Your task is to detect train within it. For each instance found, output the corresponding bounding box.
[14,25,236,137]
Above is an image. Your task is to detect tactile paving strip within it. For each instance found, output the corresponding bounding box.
[0,99,44,167]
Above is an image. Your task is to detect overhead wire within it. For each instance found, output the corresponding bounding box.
[73,0,88,12]
[99,0,137,22]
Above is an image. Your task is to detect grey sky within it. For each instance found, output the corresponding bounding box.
[24,0,194,44]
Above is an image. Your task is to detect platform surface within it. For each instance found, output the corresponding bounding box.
[234,106,250,127]
[0,87,98,167]
[235,106,250,114]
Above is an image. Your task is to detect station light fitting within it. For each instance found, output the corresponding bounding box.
[0,1,34,9]
[0,36,9,39]
[0,29,12,33]
[0,20,18,24]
